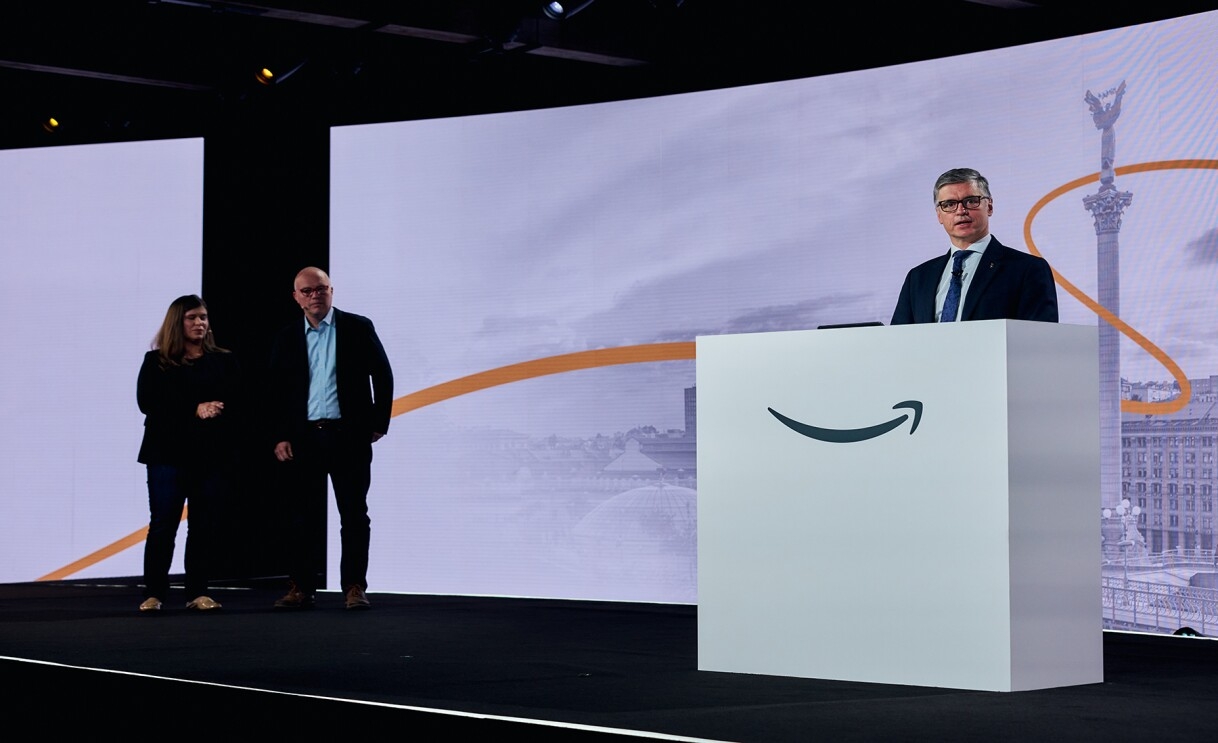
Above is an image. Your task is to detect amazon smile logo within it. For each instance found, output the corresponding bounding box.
[767,401,923,443]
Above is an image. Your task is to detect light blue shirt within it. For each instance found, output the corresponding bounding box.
[935,234,991,322]
[305,308,341,421]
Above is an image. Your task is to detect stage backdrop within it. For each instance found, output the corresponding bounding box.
[9,12,1218,635]
[330,10,1218,613]
[0,138,204,583]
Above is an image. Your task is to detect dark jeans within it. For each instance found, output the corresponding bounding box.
[143,463,226,601]
[280,423,373,593]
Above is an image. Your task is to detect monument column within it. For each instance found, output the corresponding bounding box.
[1084,82,1137,559]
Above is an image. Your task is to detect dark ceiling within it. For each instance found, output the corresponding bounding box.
[2,1,1216,149]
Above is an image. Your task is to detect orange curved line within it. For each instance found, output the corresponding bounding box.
[40,345,695,581]
[1024,160,1218,415]
[37,507,189,582]
[391,341,696,417]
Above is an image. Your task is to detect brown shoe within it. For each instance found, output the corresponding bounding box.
[274,582,315,610]
[344,584,371,610]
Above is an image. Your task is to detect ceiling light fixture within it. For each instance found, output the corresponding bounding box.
[254,60,307,87]
[542,1,597,20]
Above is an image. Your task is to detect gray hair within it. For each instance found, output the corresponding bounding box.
[933,168,991,203]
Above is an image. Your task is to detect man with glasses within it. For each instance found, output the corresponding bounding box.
[890,168,1058,324]
[268,266,394,610]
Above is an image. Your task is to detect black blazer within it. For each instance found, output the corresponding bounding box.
[890,237,1059,325]
[268,308,394,443]
[137,349,242,466]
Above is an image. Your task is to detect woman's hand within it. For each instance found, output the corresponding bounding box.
[196,401,225,419]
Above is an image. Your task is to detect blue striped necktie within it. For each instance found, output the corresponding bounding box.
[939,250,973,323]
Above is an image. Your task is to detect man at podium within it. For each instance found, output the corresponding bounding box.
[890,168,1058,324]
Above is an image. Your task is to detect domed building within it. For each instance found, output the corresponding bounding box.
[569,481,697,603]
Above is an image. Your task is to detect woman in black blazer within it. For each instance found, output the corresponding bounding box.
[136,294,240,612]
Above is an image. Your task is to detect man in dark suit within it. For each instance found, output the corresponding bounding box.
[890,168,1058,325]
[269,266,393,610]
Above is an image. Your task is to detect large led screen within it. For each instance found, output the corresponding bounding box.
[330,12,1218,630]
[0,138,204,584]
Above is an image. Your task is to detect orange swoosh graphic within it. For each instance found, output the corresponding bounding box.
[39,343,696,580]
[392,341,696,416]
[1023,159,1215,415]
[37,507,188,582]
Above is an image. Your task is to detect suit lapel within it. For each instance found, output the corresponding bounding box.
[922,253,951,322]
[331,307,344,361]
[960,239,1004,321]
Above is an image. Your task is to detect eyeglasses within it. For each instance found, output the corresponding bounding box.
[297,285,331,297]
[937,195,990,213]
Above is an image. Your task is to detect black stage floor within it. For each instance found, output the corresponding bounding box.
[4,580,1218,742]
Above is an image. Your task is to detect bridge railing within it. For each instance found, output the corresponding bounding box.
[1101,576,1218,635]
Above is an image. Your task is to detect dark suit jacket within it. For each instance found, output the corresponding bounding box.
[268,308,394,443]
[890,236,1059,325]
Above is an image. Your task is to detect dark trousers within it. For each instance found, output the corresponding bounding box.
[281,423,373,593]
[143,463,225,601]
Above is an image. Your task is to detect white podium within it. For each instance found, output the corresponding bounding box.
[696,320,1102,692]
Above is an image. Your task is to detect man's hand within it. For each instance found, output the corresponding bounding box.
[274,441,294,462]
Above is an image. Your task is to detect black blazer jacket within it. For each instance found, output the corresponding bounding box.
[890,236,1059,325]
[268,308,394,443]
